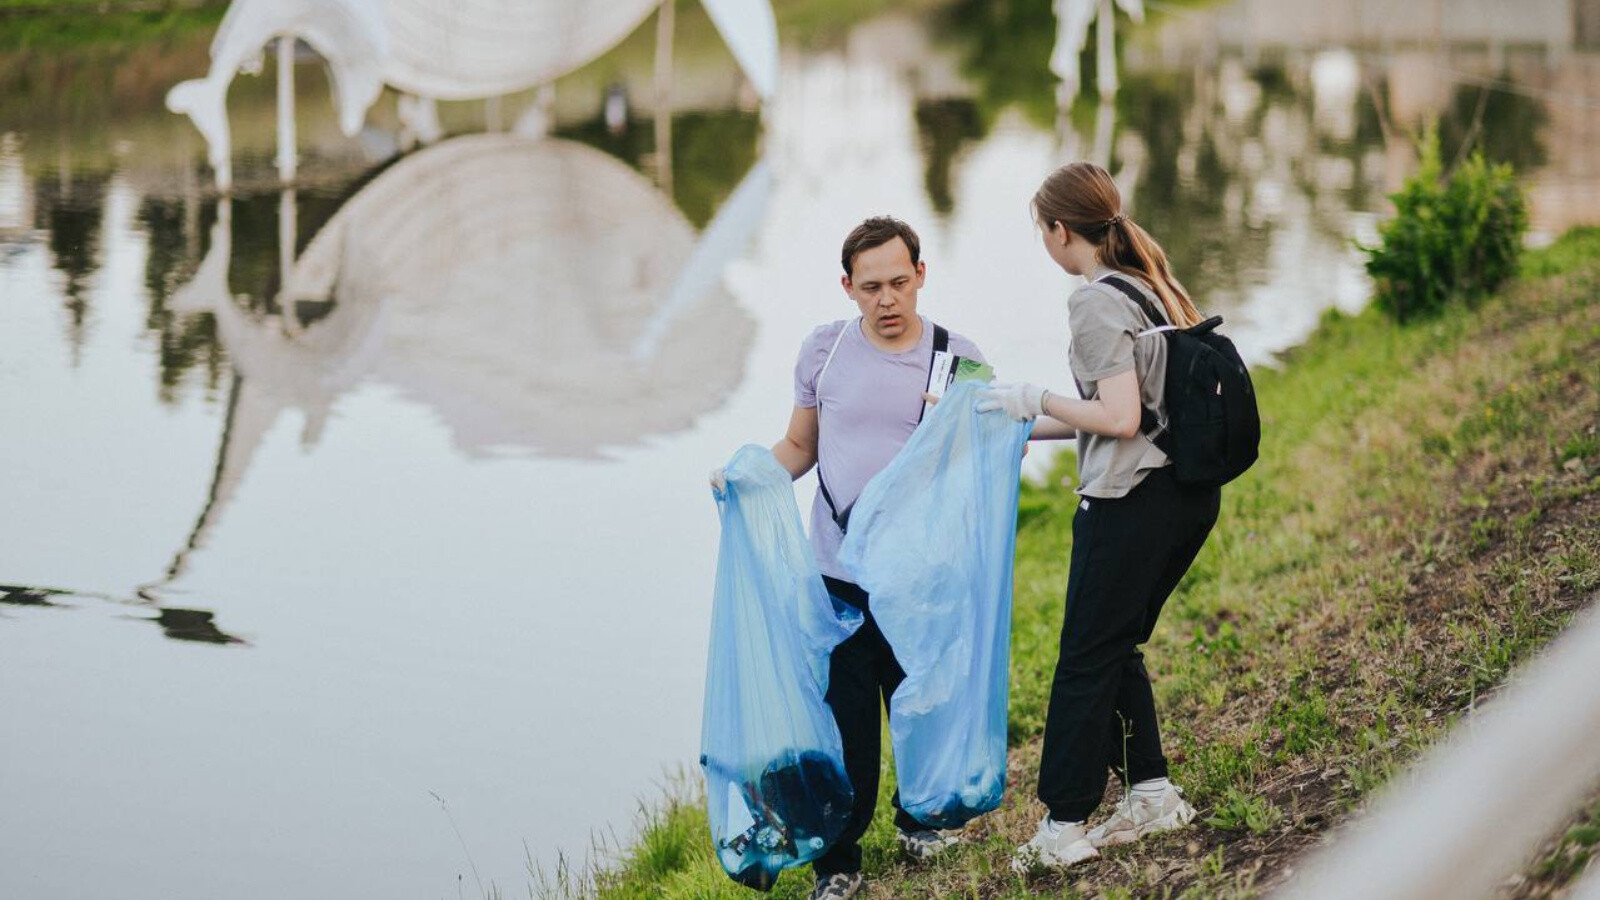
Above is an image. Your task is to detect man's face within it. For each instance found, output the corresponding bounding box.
[842,237,926,342]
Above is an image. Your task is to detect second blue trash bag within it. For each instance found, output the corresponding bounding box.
[701,445,863,890]
[837,379,1032,828]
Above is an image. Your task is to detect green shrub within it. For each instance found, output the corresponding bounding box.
[1362,128,1528,323]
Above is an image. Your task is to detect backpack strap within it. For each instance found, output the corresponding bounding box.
[916,324,949,426]
[814,319,947,534]
[1098,273,1169,327]
[1096,274,1167,440]
[814,320,854,531]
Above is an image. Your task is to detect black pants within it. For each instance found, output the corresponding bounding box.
[812,576,923,877]
[1037,465,1220,823]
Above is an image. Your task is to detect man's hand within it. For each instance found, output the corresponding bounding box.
[977,382,1047,421]
[709,466,727,493]
[921,391,940,407]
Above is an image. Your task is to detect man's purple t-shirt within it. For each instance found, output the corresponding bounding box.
[793,315,985,581]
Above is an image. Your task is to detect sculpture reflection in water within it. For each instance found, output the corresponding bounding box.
[1049,0,1143,228]
[1051,0,1144,106]
[147,135,768,601]
[165,0,777,189]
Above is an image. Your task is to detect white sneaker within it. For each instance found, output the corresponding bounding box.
[1086,784,1196,848]
[1011,816,1099,874]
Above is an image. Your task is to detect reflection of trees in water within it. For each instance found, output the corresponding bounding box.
[1335,88,1388,213]
[225,189,355,314]
[1116,69,1269,303]
[132,186,353,401]
[137,196,227,403]
[914,98,984,216]
[937,0,1058,132]
[1112,54,1393,309]
[1120,72,1267,297]
[1438,83,1549,172]
[555,108,760,228]
[32,170,110,361]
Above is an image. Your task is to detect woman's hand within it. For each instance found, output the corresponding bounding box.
[977,382,1047,421]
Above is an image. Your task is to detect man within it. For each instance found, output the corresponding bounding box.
[714,217,986,900]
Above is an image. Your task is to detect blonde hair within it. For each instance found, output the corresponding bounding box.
[1031,162,1202,327]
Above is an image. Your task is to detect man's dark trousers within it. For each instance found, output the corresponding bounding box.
[1036,465,1221,823]
[812,576,923,877]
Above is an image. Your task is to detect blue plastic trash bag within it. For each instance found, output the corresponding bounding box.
[701,445,863,890]
[837,379,1032,828]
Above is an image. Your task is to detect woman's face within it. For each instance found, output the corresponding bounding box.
[1041,220,1093,276]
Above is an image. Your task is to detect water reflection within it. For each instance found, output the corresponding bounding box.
[0,584,67,608]
[7,2,1600,897]
[172,135,763,464]
[33,169,110,359]
[0,582,248,645]
[152,606,247,644]
[121,131,767,606]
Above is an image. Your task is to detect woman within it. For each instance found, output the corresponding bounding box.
[978,162,1222,872]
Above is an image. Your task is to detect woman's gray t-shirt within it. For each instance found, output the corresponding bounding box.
[1067,269,1171,498]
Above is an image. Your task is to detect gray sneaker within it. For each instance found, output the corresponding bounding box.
[897,828,962,860]
[809,872,862,900]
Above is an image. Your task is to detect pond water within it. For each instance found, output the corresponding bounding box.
[3,1,1599,896]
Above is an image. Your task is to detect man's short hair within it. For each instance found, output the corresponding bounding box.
[841,216,921,278]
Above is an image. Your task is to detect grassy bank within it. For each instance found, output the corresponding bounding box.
[574,229,1600,900]
[0,5,222,53]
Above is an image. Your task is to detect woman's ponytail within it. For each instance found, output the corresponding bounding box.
[1103,217,1202,327]
[1033,162,1202,327]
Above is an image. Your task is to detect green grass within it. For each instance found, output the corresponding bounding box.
[0,0,214,8]
[0,5,222,51]
[560,227,1600,900]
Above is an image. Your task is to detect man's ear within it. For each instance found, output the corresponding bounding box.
[914,259,927,286]
[840,274,853,296]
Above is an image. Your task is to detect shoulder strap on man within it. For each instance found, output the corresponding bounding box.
[816,318,854,390]
[815,319,857,532]
[816,320,948,533]
[915,323,949,427]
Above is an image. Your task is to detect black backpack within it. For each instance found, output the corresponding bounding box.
[1100,276,1260,488]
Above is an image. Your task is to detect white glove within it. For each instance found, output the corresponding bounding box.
[709,466,727,493]
[977,382,1047,421]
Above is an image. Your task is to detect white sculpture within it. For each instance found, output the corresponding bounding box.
[167,0,778,189]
